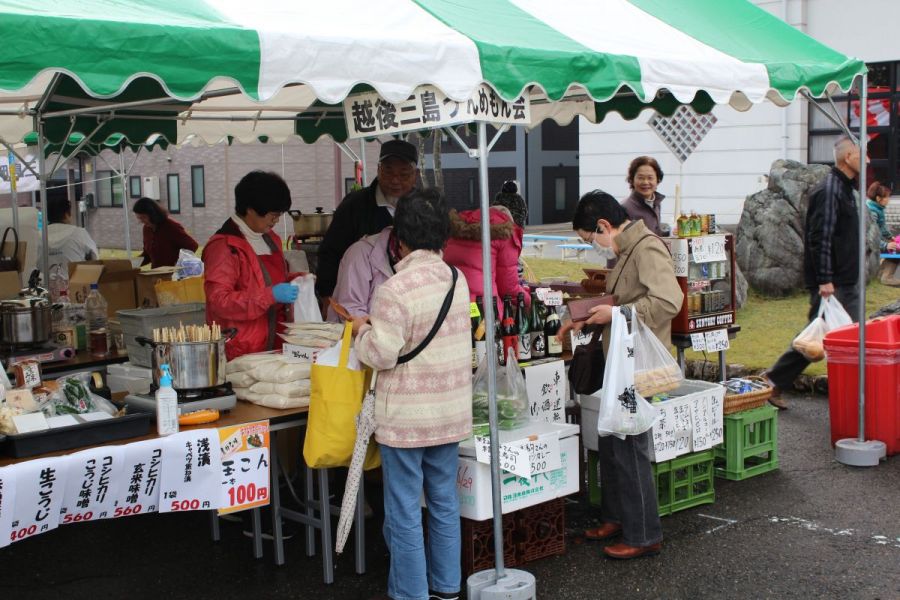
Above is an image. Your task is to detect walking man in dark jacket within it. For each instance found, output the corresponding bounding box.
[315,139,418,301]
[766,136,863,408]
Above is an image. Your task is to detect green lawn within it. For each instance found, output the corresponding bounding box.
[525,256,899,374]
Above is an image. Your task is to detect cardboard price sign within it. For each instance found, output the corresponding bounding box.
[689,235,727,264]
[524,360,565,423]
[475,432,562,478]
[218,421,271,515]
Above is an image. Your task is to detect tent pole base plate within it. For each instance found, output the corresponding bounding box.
[468,568,536,599]
[834,438,886,467]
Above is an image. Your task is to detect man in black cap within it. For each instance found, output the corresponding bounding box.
[315,139,418,300]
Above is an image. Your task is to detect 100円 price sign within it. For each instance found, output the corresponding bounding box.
[218,421,270,515]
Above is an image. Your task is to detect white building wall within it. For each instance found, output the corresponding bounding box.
[578,0,900,226]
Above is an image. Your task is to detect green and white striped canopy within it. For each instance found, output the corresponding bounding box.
[0,0,866,147]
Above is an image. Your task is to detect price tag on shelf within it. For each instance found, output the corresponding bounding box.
[704,329,730,352]
[664,238,689,277]
[689,235,727,264]
[690,333,706,352]
[543,291,563,307]
[218,421,270,515]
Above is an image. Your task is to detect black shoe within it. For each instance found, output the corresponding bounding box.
[429,592,460,600]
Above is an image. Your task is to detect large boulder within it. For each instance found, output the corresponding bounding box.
[736,160,880,297]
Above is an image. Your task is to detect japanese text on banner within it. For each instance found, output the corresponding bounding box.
[59,446,123,524]
[112,438,164,518]
[524,361,566,423]
[159,429,225,513]
[7,457,69,544]
[218,420,271,515]
[344,84,530,139]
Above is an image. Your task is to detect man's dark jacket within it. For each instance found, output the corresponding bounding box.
[803,167,859,289]
[315,179,393,297]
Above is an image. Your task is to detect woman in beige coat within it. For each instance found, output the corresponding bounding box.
[565,190,683,560]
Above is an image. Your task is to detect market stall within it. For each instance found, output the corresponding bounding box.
[0,0,877,595]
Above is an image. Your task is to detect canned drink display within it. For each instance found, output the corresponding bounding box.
[708,214,717,233]
[701,214,710,234]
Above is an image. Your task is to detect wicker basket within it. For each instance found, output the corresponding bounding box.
[723,376,773,415]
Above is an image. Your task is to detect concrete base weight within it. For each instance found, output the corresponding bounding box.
[834,438,887,467]
[467,569,537,600]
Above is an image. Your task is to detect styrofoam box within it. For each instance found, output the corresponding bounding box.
[106,362,152,395]
[579,379,724,453]
[456,426,580,521]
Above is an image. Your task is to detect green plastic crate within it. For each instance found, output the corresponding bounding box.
[713,404,779,480]
[587,449,715,516]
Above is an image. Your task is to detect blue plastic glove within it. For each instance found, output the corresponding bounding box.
[272,283,299,304]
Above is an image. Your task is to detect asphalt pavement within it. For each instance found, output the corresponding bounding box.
[1,390,898,600]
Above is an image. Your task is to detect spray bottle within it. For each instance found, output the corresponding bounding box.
[156,364,179,435]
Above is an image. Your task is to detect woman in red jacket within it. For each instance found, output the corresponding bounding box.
[132,198,199,268]
[202,171,297,360]
[443,204,528,316]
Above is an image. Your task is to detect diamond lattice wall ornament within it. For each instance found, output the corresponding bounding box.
[649,105,717,163]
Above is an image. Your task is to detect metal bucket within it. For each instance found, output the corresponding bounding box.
[137,329,235,390]
[0,302,53,348]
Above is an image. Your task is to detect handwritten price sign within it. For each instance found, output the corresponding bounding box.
[218,421,270,515]
[689,235,727,264]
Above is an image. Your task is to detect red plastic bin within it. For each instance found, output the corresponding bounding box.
[823,316,900,455]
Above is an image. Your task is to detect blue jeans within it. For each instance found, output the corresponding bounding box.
[380,442,461,600]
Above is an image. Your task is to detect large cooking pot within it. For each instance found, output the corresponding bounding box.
[0,301,53,348]
[136,329,236,390]
[288,207,333,238]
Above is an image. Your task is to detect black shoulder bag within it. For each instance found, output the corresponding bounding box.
[568,235,652,395]
[396,266,458,365]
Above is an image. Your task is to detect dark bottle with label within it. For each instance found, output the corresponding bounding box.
[515,292,531,361]
[501,295,518,362]
[473,296,487,368]
[493,296,505,366]
[529,291,546,358]
[544,306,563,357]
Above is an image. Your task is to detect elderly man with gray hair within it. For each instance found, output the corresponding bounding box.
[765,136,864,408]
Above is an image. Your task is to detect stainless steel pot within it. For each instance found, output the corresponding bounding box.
[137,329,236,390]
[0,302,53,348]
[288,207,333,238]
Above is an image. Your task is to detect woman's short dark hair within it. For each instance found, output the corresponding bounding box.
[234,171,292,216]
[626,156,664,188]
[572,190,628,231]
[393,188,449,251]
[132,197,167,226]
[47,196,71,224]
[867,180,891,201]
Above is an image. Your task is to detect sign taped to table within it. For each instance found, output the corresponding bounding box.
[6,456,69,544]
[344,83,530,138]
[112,438,165,518]
[59,445,124,524]
[218,420,271,515]
[0,465,17,549]
[159,429,225,513]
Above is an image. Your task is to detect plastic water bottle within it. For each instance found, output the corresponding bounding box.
[156,364,179,436]
[85,283,109,357]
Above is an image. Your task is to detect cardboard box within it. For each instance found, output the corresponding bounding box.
[456,434,579,520]
[68,260,138,318]
[154,276,205,306]
[135,267,178,308]
[0,270,21,299]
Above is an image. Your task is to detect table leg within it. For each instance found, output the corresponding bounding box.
[251,507,263,559]
[318,468,334,584]
[270,430,286,566]
[209,510,220,542]
[305,464,315,557]
[354,476,366,575]
[677,347,686,374]
[718,350,727,382]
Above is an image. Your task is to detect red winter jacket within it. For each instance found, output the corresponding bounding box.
[443,207,528,310]
[202,219,288,361]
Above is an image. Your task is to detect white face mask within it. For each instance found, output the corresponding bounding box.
[590,228,616,261]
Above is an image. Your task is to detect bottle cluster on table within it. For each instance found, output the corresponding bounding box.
[469,291,562,369]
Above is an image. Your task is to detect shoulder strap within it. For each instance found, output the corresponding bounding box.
[396,266,458,365]
[609,234,654,296]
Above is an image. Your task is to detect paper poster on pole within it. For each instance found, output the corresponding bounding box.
[59,445,124,524]
[0,152,40,194]
[0,466,17,549]
[218,420,271,515]
[7,456,69,544]
[524,360,566,423]
[159,429,226,513]
[112,438,165,518]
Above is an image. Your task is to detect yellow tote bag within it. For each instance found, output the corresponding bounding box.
[303,322,380,470]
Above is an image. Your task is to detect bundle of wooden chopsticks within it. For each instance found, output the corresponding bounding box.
[152,322,222,343]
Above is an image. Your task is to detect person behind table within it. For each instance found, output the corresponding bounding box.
[132,197,199,268]
[621,156,669,237]
[765,137,863,407]
[325,226,401,322]
[315,139,418,303]
[563,190,682,560]
[45,196,99,282]
[202,171,298,360]
[352,189,471,600]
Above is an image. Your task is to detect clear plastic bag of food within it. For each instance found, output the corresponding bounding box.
[471,347,528,436]
[50,372,117,416]
[173,249,204,281]
[632,311,683,397]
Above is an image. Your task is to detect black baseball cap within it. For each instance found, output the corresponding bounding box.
[379,139,418,165]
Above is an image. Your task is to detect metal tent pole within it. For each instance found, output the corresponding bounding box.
[36,119,50,287]
[834,72,886,466]
[119,151,132,256]
[467,121,536,599]
[7,151,19,233]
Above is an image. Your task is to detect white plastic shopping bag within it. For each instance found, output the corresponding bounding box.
[595,306,659,440]
[292,274,322,323]
[792,295,853,362]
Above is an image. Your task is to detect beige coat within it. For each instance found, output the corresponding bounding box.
[603,220,683,354]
